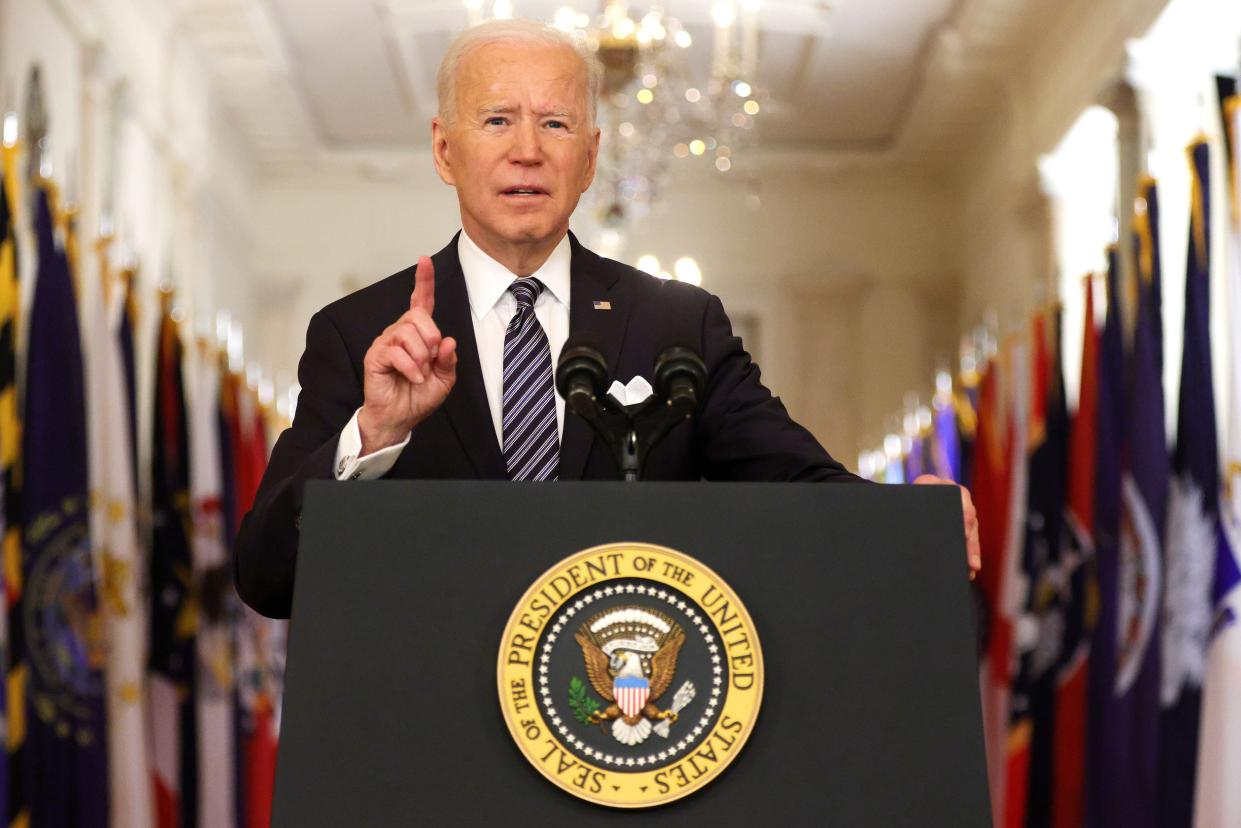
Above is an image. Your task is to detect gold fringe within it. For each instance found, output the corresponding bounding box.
[6,661,25,751]
[1225,96,1240,228]
[1187,138,1208,268]
[1133,176,1156,287]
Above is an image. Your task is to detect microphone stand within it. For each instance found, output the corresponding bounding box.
[576,393,696,483]
[557,342,705,483]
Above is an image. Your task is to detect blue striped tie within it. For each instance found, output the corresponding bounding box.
[502,278,559,481]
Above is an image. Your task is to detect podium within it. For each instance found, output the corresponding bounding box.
[272,481,989,825]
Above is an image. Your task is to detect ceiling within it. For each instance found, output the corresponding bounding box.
[175,0,1029,172]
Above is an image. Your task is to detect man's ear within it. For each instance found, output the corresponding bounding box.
[581,126,601,192]
[431,117,456,186]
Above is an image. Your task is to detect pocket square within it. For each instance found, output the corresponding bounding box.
[606,375,654,406]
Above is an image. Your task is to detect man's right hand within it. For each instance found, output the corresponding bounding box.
[358,255,458,455]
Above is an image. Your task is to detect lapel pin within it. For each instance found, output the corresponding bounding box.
[593,300,612,310]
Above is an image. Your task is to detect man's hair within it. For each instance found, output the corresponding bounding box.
[436,19,603,128]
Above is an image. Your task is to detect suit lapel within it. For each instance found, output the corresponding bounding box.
[559,233,632,480]
[433,236,507,478]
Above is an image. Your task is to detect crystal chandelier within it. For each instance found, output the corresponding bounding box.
[568,4,759,234]
[546,1,767,236]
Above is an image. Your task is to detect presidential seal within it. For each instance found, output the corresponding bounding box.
[498,542,763,808]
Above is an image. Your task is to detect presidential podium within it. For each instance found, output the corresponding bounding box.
[271,482,990,825]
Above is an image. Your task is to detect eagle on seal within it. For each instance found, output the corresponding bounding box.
[575,606,686,746]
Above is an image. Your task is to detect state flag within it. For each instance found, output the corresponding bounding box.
[1104,176,1168,828]
[85,238,152,827]
[1087,246,1127,828]
[1159,138,1219,828]
[1194,90,1241,828]
[149,298,198,828]
[1008,311,1069,828]
[22,181,109,826]
[929,372,963,482]
[188,341,237,828]
[1050,273,1099,828]
[0,137,20,828]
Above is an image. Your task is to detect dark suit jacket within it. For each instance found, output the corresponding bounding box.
[235,233,858,617]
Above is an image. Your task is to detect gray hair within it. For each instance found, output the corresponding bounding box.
[436,19,602,128]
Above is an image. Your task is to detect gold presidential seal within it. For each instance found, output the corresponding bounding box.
[497,542,763,808]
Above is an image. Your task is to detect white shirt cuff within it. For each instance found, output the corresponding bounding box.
[334,408,410,480]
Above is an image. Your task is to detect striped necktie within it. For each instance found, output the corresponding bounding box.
[502,278,559,481]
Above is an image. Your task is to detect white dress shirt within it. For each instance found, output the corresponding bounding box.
[333,231,571,480]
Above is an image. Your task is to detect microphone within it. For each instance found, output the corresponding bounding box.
[653,345,707,415]
[555,334,608,419]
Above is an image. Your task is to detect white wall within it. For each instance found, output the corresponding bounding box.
[248,157,960,464]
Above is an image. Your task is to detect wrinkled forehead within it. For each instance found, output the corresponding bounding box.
[456,40,589,111]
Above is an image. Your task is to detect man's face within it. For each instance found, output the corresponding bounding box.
[432,41,600,264]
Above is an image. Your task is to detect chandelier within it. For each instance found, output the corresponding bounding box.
[472,1,766,240]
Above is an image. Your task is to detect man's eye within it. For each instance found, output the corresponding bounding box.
[485,117,508,127]
[545,120,566,130]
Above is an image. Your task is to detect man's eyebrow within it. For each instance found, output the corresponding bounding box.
[476,105,575,118]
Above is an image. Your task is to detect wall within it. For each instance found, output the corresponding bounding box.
[248,156,960,465]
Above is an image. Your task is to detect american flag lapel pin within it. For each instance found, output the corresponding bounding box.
[593,300,612,310]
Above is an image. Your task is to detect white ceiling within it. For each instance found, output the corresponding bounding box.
[261,0,957,149]
[177,0,993,169]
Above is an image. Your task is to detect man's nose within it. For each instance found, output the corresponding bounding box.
[509,120,542,164]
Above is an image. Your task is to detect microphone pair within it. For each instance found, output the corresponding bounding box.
[553,335,708,481]
[555,336,707,420]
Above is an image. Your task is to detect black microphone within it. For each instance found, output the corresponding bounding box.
[653,345,707,414]
[555,334,609,419]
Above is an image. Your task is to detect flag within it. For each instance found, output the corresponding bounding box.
[233,385,282,828]
[117,264,139,494]
[1050,274,1099,828]
[957,355,982,490]
[999,337,1031,828]
[0,140,20,827]
[971,342,1028,827]
[1008,311,1069,828]
[149,299,198,828]
[1087,245,1126,828]
[214,363,247,826]
[85,240,153,827]
[969,356,1005,818]
[1159,138,1219,827]
[22,182,109,826]
[1194,91,1241,828]
[1106,176,1168,828]
[929,372,963,482]
[903,410,925,481]
[187,341,237,827]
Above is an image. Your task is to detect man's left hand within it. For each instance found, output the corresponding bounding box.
[913,474,981,580]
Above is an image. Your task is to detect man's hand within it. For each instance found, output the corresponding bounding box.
[913,474,981,580]
[358,256,459,455]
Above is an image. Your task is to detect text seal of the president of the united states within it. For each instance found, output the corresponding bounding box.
[498,542,764,808]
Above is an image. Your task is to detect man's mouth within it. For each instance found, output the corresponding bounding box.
[502,186,548,197]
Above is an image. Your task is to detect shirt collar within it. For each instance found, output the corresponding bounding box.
[458,230,571,320]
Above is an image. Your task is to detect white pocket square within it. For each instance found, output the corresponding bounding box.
[606,375,654,406]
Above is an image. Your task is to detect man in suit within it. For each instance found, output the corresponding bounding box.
[234,19,980,619]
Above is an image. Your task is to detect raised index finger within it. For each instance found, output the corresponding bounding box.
[411,255,435,315]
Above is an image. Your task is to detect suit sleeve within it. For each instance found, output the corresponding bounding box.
[695,293,863,483]
[234,309,364,618]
